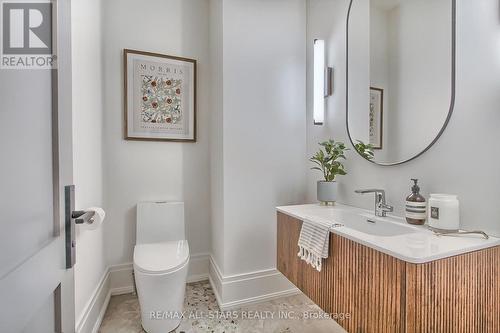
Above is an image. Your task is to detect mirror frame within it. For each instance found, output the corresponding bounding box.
[346,0,456,166]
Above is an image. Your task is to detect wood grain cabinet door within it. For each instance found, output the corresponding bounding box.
[277,212,500,333]
[405,249,500,333]
[277,212,405,332]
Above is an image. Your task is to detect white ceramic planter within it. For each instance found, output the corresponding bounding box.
[317,181,337,204]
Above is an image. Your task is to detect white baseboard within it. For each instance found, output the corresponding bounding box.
[75,264,134,333]
[90,290,111,333]
[75,268,110,333]
[208,256,300,311]
[187,252,210,283]
[109,263,135,295]
[76,253,211,333]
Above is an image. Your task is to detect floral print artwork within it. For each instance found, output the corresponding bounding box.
[125,50,196,141]
[141,75,182,124]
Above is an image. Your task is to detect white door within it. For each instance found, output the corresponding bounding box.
[0,0,75,332]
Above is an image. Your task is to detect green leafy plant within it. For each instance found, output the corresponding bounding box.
[310,139,349,182]
[354,140,375,160]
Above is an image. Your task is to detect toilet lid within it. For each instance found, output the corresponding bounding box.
[134,240,189,274]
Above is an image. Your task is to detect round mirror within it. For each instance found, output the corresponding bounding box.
[346,0,456,165]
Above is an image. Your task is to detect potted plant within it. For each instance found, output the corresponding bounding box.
[310,139,349,204]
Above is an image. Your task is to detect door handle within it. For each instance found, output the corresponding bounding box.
[65,185,75,269]
[65,186,99,268]
[65,186,100,268]
[71,210,96,225]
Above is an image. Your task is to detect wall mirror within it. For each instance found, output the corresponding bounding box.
[346,0,456,165]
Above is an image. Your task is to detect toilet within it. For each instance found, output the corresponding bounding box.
[133,201,190,333]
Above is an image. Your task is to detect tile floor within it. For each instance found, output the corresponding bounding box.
[99,280,346,333]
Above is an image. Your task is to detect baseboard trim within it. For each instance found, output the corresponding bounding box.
[208,255,300,311]
[75,268,110,333]
[187,273,209,283]
[208,270,223,309]
[110,286,135,295]
[219,287,300,310]
[90,290,110,333]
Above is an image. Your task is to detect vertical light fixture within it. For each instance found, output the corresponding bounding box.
[313,39,332,125]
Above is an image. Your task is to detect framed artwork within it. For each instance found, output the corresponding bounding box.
[369,87,383,149]
[124,49,196,142]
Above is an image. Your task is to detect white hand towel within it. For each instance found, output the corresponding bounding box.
[297,216,342,272]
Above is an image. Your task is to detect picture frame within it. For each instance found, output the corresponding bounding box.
[369,87,383,149]
[124,49,196,142]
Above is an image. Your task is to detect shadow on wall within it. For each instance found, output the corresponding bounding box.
[127,206,136,245]
[179,0,211,256]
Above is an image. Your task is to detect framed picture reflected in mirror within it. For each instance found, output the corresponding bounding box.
[369,87,383,150]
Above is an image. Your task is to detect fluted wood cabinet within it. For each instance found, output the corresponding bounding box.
[277,212,500,333]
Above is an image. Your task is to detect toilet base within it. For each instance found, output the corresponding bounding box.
[134,259,189,333]
[141,321,181,333]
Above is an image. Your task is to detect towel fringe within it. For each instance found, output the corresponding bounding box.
[297,245,323,272]
[297,219,336,272]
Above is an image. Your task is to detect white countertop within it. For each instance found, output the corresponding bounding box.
[277,203,500,264]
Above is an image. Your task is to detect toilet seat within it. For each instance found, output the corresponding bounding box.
[134,240,189,274]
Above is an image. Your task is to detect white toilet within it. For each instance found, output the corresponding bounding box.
[133,201,190,333]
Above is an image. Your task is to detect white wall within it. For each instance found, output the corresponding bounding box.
[102,0,212,266]
[209,0,225,273]
[211,0,307,276]
[307,0,500,237]
[72,0,306,316]
[71,0,106,325]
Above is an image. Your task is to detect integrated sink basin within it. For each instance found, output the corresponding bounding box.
[277,203,500,263]
[332,210,417,236]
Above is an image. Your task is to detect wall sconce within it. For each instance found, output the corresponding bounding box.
[313,39,333,125]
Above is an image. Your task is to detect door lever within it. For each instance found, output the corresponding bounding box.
[71,210,96,225]
[65,187,102,268]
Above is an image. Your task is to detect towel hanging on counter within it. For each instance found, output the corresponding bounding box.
[297,216,342,272]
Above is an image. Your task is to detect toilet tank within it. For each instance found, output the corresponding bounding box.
[136,201,185,244]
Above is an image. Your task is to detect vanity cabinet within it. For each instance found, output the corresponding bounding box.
[277,212,500,333]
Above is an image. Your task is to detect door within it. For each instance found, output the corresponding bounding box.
[0,0,74,332]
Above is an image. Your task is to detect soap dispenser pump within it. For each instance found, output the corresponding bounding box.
[405,179,426,225]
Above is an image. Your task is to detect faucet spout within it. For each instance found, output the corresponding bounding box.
[355,188,393,217]
[355,189,383,194]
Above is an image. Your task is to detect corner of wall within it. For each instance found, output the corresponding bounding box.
[208,255,300,311]
[208,0,225,275]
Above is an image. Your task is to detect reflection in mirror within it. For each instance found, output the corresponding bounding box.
[347,0,455,165]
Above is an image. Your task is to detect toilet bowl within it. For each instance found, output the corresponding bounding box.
[133,202,189,333]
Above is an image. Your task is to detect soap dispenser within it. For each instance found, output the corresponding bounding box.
[405,179,426,225]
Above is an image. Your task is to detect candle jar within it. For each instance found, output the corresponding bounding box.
[428,194,460,231]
